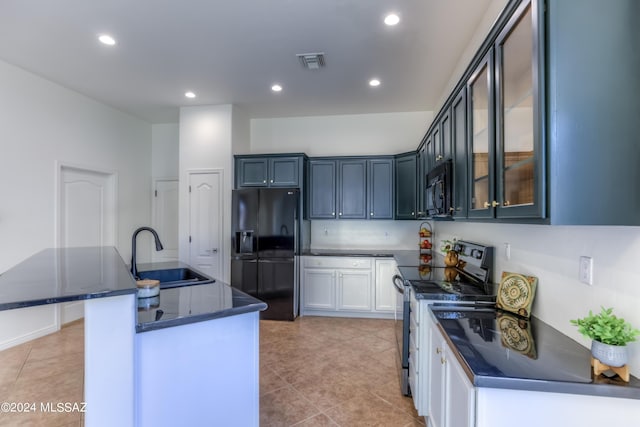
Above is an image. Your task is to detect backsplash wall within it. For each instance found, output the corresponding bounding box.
[435,221,640,377]
[310,220,423,250]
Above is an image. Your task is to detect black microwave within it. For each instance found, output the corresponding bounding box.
[425,160,452,217]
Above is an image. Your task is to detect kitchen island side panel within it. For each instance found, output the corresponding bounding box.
[135,311,260,427]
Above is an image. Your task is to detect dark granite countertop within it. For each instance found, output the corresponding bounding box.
[136,281,267,333]
[429,305,640,400]
[0,247,137,310]
[0,247,268,332]
[393,250,427,266]
[302,249,396,257]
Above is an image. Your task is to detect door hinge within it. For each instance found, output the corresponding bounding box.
[189,235,192,243]
[154,190,157,197]
[189,185,192,193]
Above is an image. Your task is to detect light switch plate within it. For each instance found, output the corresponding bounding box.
[579,256,593,285]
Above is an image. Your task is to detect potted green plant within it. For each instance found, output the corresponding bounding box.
[570,307,640,367]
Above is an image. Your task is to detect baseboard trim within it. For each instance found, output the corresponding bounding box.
[61,301,85,324]
[300,310,395,320]
[0,324,59,352]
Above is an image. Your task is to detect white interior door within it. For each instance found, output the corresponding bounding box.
[152,179,179,262]
[58,165,116,324]
[189,172,222,280]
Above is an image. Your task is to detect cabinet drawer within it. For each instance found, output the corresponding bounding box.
[303,256,372,269]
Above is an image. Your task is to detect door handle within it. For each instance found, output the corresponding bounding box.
[212,248,218,253]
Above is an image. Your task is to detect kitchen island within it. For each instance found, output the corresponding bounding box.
[0,247,266,427]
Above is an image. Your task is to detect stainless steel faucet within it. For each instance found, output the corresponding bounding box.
[131,227,164,280]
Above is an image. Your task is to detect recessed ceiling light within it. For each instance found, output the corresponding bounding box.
[98,34,116,46]
[185,91,196,99]
[271,84,283,92]
[384,14,400,26]
[369,79,381,87]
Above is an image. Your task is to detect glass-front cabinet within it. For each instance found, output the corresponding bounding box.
[495,0,544,218]
[466,0,543,220]
[467,50,495,219]
[451,88,467,218]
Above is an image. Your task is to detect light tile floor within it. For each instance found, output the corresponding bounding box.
[0,316,422,427]
[260,316,424,426]
[0,319,84,427]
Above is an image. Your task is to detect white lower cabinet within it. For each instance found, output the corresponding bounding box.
[303,268,336,310]
[427,319,475,427]
[337,269,372,311]
[374,258,397,312]
[301,256,396,318]
[409,289,427,416]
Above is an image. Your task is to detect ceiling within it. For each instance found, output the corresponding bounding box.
[0,0,493,123]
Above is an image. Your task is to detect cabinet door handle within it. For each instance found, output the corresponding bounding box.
[436,348,442,354]
[441,357,446,365]
[504,200,511,206]
[370,212,374,216]
[339,212,342,216]
[483,201,499,208]
[270,179,274,183]
[332,212,335,216]
[436,155,443,161]
[263,180,267,184]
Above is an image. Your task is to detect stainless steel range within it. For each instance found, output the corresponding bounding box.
[393,240,495,396]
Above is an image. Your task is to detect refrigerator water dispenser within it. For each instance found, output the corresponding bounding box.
[236,230,255,254]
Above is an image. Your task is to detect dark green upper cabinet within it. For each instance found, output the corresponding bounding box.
[308,156,395,220]
[439,110,452,164]
[235,155,305,188]
[337,159,367,219]
[368,158,394,219]
[461,0,543,220]
[452,88,468,218]
[494,0,544,219]
[466,49,496,219]
[416,139,428,218]
[236,157,268,187]
[269,157,300,187]
[395,152,417,219]
[308,159,337,219]
[546,0,640,225]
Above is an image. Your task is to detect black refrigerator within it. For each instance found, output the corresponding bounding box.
[231,188,301,321]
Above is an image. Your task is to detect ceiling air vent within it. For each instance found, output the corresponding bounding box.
[297,52,326,70]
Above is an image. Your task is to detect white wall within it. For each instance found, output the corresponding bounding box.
[310,220,421,250]
[436,0,509,113]
[231,105,251,156]
[152,123,179,178]
[250,111,432,156]
[435,221,640,377]
[178,105,235,282]
[0,59,152,348]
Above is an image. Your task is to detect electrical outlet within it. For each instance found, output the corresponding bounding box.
[579,256,593,285]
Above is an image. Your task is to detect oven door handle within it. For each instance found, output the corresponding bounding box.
[392,274,405,294]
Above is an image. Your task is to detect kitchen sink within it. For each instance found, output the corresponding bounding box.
[136,267,215,289]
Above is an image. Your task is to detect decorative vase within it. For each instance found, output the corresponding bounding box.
[591,340,628,367]
[444,251,458,267]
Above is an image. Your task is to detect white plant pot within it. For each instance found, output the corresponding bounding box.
[591,340,628,367]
